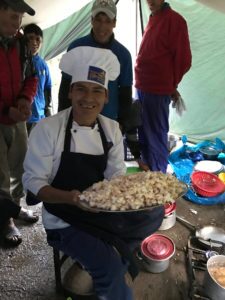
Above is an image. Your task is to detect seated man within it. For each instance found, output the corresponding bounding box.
[23,46,164,300]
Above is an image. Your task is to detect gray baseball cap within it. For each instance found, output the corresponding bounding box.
[92,0,117,20]
[4,0,35,16]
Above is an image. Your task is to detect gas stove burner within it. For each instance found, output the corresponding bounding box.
[205,250,219,260]
[187,236,225,300]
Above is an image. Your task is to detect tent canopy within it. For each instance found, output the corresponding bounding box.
[22,0,225,143]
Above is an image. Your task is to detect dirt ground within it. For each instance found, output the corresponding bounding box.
[0,196,224,300]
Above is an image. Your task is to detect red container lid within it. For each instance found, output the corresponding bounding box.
[164,201,176,215]
[141,234,175,260]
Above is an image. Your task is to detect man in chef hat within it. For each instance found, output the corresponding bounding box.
[59,46,120,127]
[24,46,164,299]
[23,46,134,299]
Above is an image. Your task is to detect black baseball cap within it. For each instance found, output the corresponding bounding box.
[4,0,35,16]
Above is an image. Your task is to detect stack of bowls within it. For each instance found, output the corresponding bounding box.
[191,171,225,197]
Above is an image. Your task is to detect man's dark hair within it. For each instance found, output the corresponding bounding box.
[23,23,43,38]
[0,0,8,10]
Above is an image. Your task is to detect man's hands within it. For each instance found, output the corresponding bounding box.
[171,89,181,107]
[37,186,82,206]
[71,190,81,205]
[9,98,31,122]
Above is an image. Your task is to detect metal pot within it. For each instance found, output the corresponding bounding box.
[137,234,175,273]
[203,255,225,300]
[159,202,176,231]
[176,215,225,248]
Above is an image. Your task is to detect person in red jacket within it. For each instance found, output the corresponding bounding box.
[0,0,38,246]
[135,0,192,173]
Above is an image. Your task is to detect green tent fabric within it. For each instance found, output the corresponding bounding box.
[141,0,225,143]
[39,1,93,60]
[40,0,225,143]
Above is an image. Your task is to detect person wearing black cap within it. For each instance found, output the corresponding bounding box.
[0,0,38,246]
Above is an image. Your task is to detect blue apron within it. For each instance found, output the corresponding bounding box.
[38,112,164,278]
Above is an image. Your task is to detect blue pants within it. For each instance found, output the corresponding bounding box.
[137,90,170,173]
[46,226,133,300]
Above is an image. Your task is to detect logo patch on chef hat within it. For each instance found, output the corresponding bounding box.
[88,66,106,86]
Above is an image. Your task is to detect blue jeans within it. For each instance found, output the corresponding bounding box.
[46,226,133,300]
[137,90,170,173]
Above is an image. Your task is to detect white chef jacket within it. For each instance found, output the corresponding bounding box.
[23,108,126,229]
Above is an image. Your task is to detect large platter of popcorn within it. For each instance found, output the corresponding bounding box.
[78,171,187,212]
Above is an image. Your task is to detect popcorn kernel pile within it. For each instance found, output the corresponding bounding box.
[79,171,185,211]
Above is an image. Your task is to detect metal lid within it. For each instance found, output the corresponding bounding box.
[141,234,175,260]
[164,201,176,215]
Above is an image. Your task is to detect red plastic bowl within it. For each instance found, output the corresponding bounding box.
[191,171,225,197]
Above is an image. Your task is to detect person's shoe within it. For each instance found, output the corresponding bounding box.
[3,218,22,246]
[18,208,39,223]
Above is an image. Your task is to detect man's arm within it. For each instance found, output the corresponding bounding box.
[170,15,192,89]
[37,185,80,205]
[44,63,52,117]
[18,76,38,104]
[58,73,71,112]
[44,89,52,117]
[19,36,38,103]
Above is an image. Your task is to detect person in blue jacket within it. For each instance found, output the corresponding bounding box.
[23,23,52,134]
[58,0,132,134]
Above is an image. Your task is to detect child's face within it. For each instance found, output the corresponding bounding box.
[25,33,42,55]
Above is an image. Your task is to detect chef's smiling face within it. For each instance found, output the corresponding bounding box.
[69,81,108,126]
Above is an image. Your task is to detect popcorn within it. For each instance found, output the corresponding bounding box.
[79,171,185,211]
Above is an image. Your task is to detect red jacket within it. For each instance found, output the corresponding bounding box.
[0,36,37,125]
[135,5,192,95]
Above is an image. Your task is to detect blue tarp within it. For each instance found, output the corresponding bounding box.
[168,136,225,205]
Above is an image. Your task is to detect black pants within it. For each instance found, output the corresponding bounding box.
[0,192,21,227]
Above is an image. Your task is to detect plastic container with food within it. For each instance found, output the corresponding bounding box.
[203,255,225,300]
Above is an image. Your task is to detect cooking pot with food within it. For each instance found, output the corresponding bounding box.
[137,234,175,273]
[203,255,225,300]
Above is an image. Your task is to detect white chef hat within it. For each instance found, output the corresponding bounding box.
[59,46,120,89]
